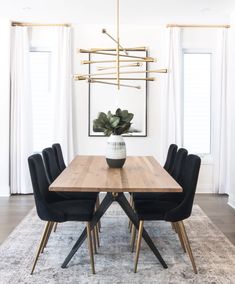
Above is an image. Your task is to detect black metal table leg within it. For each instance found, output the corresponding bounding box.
[61,192,167,269]
[61,193,113,268]
[116,193,168,269]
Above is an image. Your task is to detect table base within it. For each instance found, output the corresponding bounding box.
[61,192,168,269]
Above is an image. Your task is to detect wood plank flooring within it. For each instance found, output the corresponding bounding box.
[0,194,235,246]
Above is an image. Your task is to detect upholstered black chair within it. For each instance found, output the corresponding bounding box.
[129,144,178,207]
[28,154,96,274]
[133,154,201,273]
[42,147,98,201]
[163,143,178,173]
[43,147,100,251]
[52,143,66,172]
[128,144,178,237]
[133,147,187,202]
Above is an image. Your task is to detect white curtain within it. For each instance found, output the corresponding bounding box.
[51,27,74,163]
[161,27,182,159]
[10,27,33,194]
[214,28,230,194]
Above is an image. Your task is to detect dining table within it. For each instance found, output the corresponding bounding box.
[49,155,182,269]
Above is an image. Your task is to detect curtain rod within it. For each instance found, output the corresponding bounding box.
[166,24,230,28]
[12,22,71,27]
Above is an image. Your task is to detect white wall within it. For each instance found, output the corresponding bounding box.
[0,19,11,196]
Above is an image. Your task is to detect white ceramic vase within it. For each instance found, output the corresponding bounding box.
[106,134,126,168]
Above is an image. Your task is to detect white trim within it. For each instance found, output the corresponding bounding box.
[228,194,235,209]
[196,184,213,193]
[0,186,10,197]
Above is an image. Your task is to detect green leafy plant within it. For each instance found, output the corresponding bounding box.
[93,108,134,136]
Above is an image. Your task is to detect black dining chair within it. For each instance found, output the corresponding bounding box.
[163,143,178,173]
[128,144,178,239]
[52,143,102,233]
[42,147,100,252]
[43,147,99,201]
[133,147,187,202]
[133,154,201,273]
[52,143,66,172]
[28,154,96,274]
[129,147,187,251]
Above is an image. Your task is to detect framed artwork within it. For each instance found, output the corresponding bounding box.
[88,50,148,137]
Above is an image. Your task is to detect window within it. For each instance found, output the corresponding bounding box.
[29,49,53,152]
[183,52,211,155]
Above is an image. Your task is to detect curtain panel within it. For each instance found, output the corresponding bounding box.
[10,27,33,194]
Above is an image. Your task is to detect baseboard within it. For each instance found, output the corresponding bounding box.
[0,185,10,197]
[196,184,213,193]
[228,194,235,209]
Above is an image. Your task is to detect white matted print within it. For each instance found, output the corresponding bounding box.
[89,50,147,137]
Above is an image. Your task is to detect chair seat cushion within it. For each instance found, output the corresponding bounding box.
[134,199,180,221]
[49,199,96,222]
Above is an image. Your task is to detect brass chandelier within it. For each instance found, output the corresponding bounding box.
[74,0,167,89]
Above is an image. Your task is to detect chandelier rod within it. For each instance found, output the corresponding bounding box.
[117,0,120,89]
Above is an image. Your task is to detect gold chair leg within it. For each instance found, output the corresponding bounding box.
[92,228,97,254]
[130,225,137,252]
[31,221,51,275]
[41,221,54,253]
[87,222,95,274]
[178,221,198,274]
[134,220,144,273]
[53,222,58,233]
[174,222,186,253]
[95,225,100,247]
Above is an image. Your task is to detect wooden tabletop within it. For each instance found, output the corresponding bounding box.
[49,156,182,193]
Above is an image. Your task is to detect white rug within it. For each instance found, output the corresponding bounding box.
[0,204,235,284]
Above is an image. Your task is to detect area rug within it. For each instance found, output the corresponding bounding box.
[0,203,235,284]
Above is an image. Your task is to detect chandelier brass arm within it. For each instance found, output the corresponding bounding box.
[74,76,155,81]
[79,47,147,52]
[97,63,142,71]
[88,79,141,89]
[102,29,128,55]
[81,58,155,64]
[74,69,167,78]
[79,50,151,60]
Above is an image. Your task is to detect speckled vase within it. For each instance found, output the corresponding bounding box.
[106,135,126,168]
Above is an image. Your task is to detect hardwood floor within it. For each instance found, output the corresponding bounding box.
[0,194,235,246]
[194,194,235,245]
[0,195,34,244]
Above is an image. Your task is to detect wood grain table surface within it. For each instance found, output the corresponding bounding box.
[50,155,182,193]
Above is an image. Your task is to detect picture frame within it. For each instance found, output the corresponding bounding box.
[88,50,148,137]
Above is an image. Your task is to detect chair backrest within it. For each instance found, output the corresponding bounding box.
[171,148,188,182]
[52,143,66,172]
[165,154,201,222]
[42,147,61,183]
[28,154,55,220]
[163,144,178,173]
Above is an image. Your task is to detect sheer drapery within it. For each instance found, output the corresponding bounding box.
[161,27,182,160]
[10,27,33,194]
[214,28,230,194]
[51,27,74,163]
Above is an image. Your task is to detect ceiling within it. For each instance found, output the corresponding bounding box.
[0,0,234,25]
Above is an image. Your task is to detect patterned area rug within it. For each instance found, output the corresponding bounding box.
[0,204,235,284]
